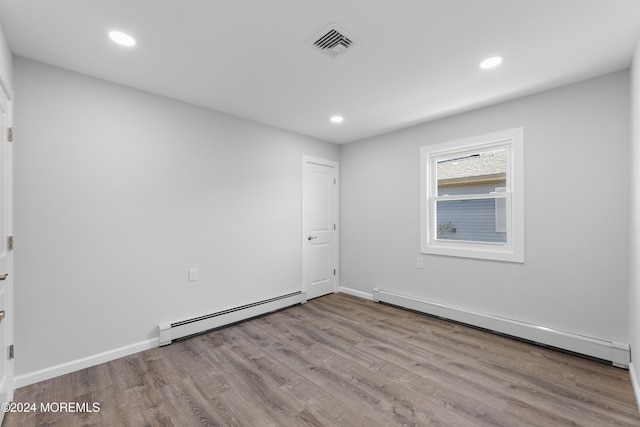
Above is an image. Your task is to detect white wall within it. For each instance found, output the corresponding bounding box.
[629,37,640,399]
[13,57,339,379]
[341,71,630,345]
[0,19,11,97]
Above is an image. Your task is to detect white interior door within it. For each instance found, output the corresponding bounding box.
[0,85,13,413]
[302,156,338,300]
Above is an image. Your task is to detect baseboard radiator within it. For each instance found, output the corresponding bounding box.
[159,291,306,346]
[372,288,630,368]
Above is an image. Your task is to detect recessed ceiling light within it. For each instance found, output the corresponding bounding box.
[480,56,503,69]
[109,31,137,47]
[330,115,344,123]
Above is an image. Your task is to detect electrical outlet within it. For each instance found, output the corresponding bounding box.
[188,267,198,281]
[417,257,424,269]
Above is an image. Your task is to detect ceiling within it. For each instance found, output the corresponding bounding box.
[1,0,639,144]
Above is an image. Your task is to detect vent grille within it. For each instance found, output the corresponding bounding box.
[308,23,356,58]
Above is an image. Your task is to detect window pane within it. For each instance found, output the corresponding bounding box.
[437,149,507,196]
[495,187,507,233]
[436,198,507,243]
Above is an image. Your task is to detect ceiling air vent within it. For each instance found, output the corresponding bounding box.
[308,23,356,58]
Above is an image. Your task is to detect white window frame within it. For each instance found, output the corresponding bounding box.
[420,128,524,263]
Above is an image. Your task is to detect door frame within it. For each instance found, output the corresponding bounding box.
[302,156,339,299]
[0,73,13,411]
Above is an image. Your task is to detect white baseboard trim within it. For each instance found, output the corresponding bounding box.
[14,338,158,389]
[372,288,630,368]
[338,286,373,300]
[630,363,640,413]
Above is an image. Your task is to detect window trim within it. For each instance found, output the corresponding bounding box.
[420,128,524,263]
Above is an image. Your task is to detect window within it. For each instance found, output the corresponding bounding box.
[420,128,524,262]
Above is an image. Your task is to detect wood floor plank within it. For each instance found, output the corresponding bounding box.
[3,293,639,426]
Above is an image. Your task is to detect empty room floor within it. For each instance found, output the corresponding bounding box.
[3,293,639,426]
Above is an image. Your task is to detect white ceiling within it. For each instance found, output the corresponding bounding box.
[1,0,639,144]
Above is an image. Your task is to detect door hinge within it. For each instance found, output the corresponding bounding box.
[333,224,336,231]
[334,178,336,185]
[7,127,13,142]
[333,269,336,276]
[9,344,13,359]
[7,236,13,251]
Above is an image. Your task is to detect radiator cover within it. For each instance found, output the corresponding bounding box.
[159,291,306,346]
[372,288,630,368]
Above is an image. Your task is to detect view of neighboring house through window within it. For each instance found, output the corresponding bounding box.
[436,148,507,243]
[420,128,524,262]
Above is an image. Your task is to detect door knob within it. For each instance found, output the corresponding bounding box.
[307,235,317,240]
[0,311,5,321]
[0,274,7,281]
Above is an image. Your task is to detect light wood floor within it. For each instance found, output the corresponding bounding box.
[3,293,640,426]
